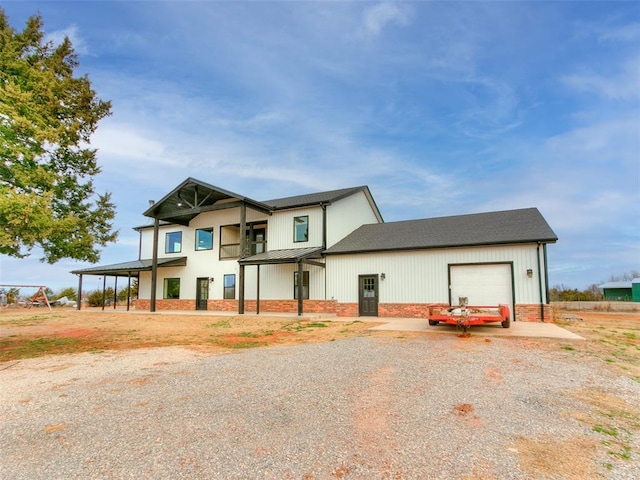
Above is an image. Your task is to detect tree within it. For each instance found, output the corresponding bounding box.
[0,9,117,263]
[55,286,77,301]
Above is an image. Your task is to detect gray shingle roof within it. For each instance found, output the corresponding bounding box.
[324,208,557,254]
[264,186,369,209]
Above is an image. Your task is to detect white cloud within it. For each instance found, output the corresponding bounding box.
[598,22,640,43]
[363,2,411,35]
[562,56,640,100]
[44,25,89,55]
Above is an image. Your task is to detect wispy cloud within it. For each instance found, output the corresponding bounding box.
[363,2,411,35]
[562,56,640,100]
[44,25,88,55]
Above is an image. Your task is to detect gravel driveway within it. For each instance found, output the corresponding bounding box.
[2,335,639,479]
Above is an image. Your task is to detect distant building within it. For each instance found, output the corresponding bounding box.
[599,280,640,302]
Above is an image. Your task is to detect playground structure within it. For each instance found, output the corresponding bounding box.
[0,284,52,311]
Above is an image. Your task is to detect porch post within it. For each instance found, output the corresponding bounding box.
[113,277,118,309]
[77,274,83,310]
[238,202,246,314]
[239,265,245,314]
[101,275,106,310]
[150,218,159,312]
[256,265,260,315]
[297,261,304,316]
[126,273,131,311]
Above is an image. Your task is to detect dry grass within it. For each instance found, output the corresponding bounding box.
[0,308,374,362]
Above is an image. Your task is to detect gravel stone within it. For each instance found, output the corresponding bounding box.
[1,335,638,479]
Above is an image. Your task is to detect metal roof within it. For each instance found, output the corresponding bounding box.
[139,180,382,226]
[324,207,558,255]
[71,257,187,276]
[599,281,633,289]
[265,186,368,209]
[143,178,273,226]
[238,247,324,265]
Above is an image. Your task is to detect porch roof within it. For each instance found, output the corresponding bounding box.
[143,177,273,226]
[238,247,324,265]
[71,257,187,277]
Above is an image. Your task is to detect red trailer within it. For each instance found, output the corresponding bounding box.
[427,303,511,333]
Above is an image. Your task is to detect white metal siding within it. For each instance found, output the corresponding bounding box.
[326,191,381,247]
[268,207,324,250]
[326,244,545,305]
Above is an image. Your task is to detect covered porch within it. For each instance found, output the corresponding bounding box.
[239,246,326,316]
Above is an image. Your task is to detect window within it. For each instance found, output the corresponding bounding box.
[223,274,236,299]
[294,216,308,243]
[294,271,309,299]
[163,278,180,299]
[195,228,213,251]
[166,231,182,253]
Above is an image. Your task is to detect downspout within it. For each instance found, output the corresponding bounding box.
[544,243,550,304]
[537,242,544,322]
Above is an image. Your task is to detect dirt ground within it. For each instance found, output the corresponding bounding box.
[0,308,382,361]
[1,307,639,479]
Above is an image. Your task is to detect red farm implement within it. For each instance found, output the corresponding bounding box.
[427,297,510,335]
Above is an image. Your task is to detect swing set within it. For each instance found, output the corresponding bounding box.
[0,284,51,310]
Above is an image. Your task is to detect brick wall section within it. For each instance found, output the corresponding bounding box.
[134,299,552,323]
[378,303,430,318]
[336,303,358,317]
[515,304,553,322]
[135,299,338,314]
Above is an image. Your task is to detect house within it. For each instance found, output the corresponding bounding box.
[599,280,640,302]
[72,177,558,321]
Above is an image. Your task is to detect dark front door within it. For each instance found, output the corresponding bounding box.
[196,277,209,310]
[359,275,378,316]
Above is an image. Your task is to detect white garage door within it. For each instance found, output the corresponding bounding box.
[450,264,513,319]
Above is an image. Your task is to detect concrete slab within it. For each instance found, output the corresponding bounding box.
[79,309,583,340]
[366,318,584,340]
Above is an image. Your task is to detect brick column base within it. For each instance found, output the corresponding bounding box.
[515,304,554,322]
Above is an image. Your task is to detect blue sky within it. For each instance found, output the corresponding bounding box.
[1,1,638,293]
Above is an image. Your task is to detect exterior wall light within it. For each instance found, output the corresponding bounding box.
[380,273,386,280]
[526,269,533,278]
[209,277,215,283]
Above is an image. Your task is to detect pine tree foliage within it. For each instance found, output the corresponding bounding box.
[0,9,117,263]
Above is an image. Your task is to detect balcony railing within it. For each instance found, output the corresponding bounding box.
[219,241,267,260]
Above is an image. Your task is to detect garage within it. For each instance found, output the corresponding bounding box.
[449,263,514,321]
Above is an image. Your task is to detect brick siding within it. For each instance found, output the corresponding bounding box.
[515,304,553,322]
[134,299,552,322]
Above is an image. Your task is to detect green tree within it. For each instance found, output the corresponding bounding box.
[55,286,77,301]
[0,9,117,263]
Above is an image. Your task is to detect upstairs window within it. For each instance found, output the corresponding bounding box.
[223,274,236,299]
[294,271,309,299]
[166,232,182,253]
[294,216,308,243]
[195,228,213,251]
[163,278,180,299]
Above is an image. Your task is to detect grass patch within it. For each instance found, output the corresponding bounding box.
[206,320,231,328]
[213,339,265,349]
[593,425,618,437]
[282,321,329,332]
[561,345,575,351]
[1,337,82,360]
